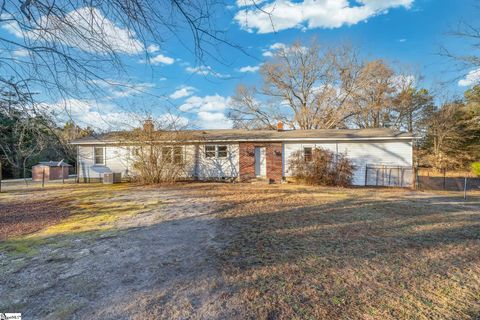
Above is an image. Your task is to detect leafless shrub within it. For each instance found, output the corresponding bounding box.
[117,118,194,184]
[288,147,354,187]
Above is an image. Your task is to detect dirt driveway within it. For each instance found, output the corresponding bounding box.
[1,185,227,319]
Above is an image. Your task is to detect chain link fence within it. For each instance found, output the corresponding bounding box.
[364,165,414,187]
[415,167,480,191]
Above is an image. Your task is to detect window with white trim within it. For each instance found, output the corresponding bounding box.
[162,146,173,163]
[304,147,312,162]
[161,146,183,164]
[205,145,228,158]
[217,145,228,158]
[173,146,183,164]
[94,147,105,165]
[205,145,216,158]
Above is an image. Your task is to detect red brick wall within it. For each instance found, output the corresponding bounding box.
[239,142,283,183]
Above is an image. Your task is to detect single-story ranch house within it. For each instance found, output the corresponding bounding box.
[71,122,414,186]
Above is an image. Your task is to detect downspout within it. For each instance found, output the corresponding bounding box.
[76,145,79,183]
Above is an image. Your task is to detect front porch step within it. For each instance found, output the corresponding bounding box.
[250,177,269,184]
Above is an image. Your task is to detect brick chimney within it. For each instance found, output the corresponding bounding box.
[143,119,154,132]
[276,121,284,131]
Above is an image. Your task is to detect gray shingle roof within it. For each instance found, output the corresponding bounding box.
[71,128,413,145]
[35,161,72,167]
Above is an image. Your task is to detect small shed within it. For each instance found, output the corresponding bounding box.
[32,160,71,181]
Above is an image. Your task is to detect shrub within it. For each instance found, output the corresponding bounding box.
[288,147,354,187]
[471,162,480,177]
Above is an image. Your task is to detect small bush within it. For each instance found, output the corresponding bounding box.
[471,162,480,177]
[288,147,354,187]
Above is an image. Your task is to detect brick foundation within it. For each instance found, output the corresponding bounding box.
[239,142,283,183]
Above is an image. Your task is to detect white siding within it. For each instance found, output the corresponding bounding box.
[283,140,413,185]
[78,145,132,180]
[77,143,239,181]
[195,143,239,179]
[77,139,412,185]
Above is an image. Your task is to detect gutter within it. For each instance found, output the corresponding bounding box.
[70,136,414,145]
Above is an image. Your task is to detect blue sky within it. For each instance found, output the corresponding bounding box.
[2,0,479,130]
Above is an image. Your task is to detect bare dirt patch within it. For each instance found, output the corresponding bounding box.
[0,199,70,240]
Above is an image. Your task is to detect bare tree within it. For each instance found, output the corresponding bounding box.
[352,60,396,128]
[229,84,280,129]
[440,5,480,85]
[0,0,236,105]
[229,39,364,130]
[0,89,56,179]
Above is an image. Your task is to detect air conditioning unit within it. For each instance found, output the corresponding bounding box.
[103,172,122,184]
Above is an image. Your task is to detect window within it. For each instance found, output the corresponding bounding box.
[94,147,105,165]
[173,146,183,164]
[129,147,140,157]
[162,146,172,163]
[205,145,228,158]
[304,147,312,162]
[217,145,228,158]
[205,145,216,158]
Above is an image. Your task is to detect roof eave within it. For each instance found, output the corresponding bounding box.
[70,135,414,145]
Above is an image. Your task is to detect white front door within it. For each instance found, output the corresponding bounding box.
[254,147,266,177]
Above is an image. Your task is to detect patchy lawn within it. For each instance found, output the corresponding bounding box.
[1,183,479,319]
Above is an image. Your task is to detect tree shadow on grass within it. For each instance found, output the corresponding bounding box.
[212,194,480,319]
[1,187,479,320]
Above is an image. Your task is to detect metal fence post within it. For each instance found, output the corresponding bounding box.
[0,161,2,193]
[42,168,45,188]
[443,168,446,190]
[464,177,468,200]
[364,164,368,186]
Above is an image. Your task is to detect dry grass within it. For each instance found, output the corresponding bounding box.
[0,183,160,254]
[1,182,479,319]
[180,183,480,320]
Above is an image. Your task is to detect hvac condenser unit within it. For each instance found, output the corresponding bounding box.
[103,172,122,184]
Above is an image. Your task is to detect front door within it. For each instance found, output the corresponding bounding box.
[254,147,266,177]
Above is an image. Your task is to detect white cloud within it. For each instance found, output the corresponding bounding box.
[139,53,174,65]
[47,98,138,130]
[196,111,233,129]
[12,48,29,57]
[147,44,160,53]
[89,79,155,98]
[261,42,305,57]
[169,86,196,99]
[179,94,231,112]
[47,98,190,130]
[236,0,266,7]
[235,0,414,33]
[185,65,230,78]
[157,113,190,129]
[239,65,261,73]
[398,38,407,42]
[3,7,144,54]
[179,94,233,129]
[270,42,287,50]
[458,68,480,87]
